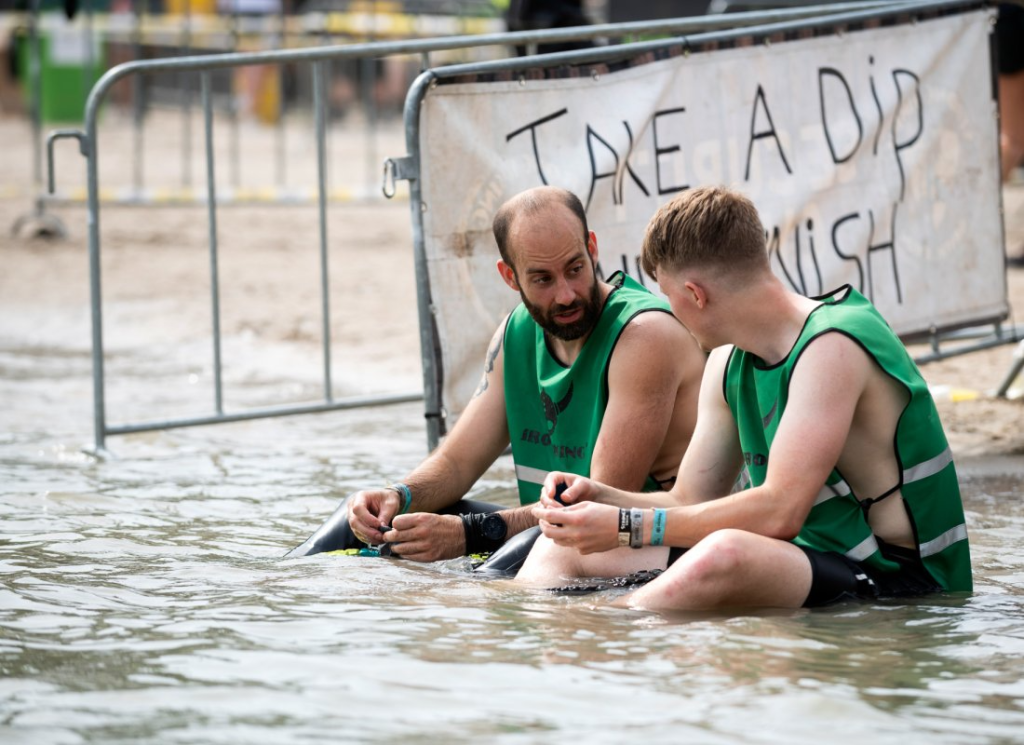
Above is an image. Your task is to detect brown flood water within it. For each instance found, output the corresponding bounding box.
[1,329,1022,744]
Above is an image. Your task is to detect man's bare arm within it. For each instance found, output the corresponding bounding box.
[350,324,510,553]
[402,324,510,512]
[535,335,870,552]
[589,312,701,492]
[658,332,870,546]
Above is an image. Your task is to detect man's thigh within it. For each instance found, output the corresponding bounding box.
[622,529,812,612]
[515,534,671,585]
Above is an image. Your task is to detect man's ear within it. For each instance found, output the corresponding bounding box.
[586,231,598,265]
[683,280,708,310]
[497,259,519,291]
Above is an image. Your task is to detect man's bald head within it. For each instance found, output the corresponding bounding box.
[492,187,589,271]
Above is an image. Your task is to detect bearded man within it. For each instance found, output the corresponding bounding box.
[287,186,705,570]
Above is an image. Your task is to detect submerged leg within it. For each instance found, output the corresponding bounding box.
[621,529,812,611]
[474,526,542,576]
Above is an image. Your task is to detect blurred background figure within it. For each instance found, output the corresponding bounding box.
[997,2,1024,265]
[219,0,284,124]
[504,0,593,55]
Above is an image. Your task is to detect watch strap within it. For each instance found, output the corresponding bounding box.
[462,512,506,555]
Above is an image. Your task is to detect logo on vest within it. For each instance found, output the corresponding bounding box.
[540,382,574,433]
[744,452,768,467]
[520,382,585,460]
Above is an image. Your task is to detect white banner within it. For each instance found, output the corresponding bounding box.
[417,9,1005,422]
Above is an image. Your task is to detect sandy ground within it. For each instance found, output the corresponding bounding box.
[1,110,1022,463]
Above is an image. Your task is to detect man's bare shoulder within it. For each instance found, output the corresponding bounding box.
[796,330,873,375]
[616,307,692,348]
[789,331,875,405]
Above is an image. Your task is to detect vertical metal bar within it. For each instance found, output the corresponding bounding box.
[360,55,375,197]
[181,4,193,188]
[362,1,378,198]
[231,3,241,189]
[132,0,145,194]
[276,5,286,189]
[83,0,96,106]
[84,81,105,451]
[322,29,332,194]
[29,0,43,216]
[403,73,441,451]
[202,72,224,415]
[313,60,333,402]
[995,340,1024,398]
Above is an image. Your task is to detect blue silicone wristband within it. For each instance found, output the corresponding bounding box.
[651,508,667,546]
[390,483,412,514]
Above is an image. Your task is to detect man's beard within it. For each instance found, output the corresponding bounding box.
[520,276,603,342]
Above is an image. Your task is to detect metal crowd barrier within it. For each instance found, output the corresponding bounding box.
[392,0,1021,451]
[9,2,507,237]
[44,4,883,452]
[13,2,896,226]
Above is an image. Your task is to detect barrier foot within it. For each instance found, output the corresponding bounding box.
[80,445,114,461]
[994,339,1024,399]
[11,209,68,240]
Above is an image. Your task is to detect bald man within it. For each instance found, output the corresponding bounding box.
[288,187,705,568]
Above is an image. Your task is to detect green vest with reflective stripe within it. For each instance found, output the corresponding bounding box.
[504,271,671,504]
[724,285,972,592]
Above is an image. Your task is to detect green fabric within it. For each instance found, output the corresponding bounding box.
[504,271,671,504]
[724,285,972,592]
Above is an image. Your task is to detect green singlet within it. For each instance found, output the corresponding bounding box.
[724,285,972,592]
[503,271,673,504]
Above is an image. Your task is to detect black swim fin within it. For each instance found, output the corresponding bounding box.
[284,497,361,558]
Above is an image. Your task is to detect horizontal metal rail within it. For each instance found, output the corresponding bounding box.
[406,0,983,83]
[105,391,424,437]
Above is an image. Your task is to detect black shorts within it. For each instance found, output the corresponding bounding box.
[998,4,1024,76]
[798,541,942,608]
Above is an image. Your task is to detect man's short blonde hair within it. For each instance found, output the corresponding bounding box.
[640,186,769,280]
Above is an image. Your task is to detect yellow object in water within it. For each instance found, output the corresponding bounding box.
[930,385,981,402]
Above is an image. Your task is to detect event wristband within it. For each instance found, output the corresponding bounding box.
[629,507,644,549]
[618,508,631,547]
[651,508,667,546]
[389,483,413,514]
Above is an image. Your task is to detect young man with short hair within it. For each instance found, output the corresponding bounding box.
[519,186,972,609]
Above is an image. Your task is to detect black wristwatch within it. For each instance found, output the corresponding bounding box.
[481,512,508,543]
[461,512,508,555]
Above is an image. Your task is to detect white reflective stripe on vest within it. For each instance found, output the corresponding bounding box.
[845,534,879,562]
[733,467,751,493]
[814,479,852,506]
[515,464,548,486]
[919,523,969,557]
[903,446,954,484]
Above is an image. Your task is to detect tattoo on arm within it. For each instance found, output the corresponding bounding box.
[472,331,503,399]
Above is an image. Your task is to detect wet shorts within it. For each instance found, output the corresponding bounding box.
[798,541,942,608]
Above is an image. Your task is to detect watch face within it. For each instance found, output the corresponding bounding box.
[482,513,507,541]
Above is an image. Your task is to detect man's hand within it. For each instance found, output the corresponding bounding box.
[533,501,620,555]
[384,513,466,562]
[537,472,603,508]
[347,488,403,545]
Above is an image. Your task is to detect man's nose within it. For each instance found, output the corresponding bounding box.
[554,276,576,305]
